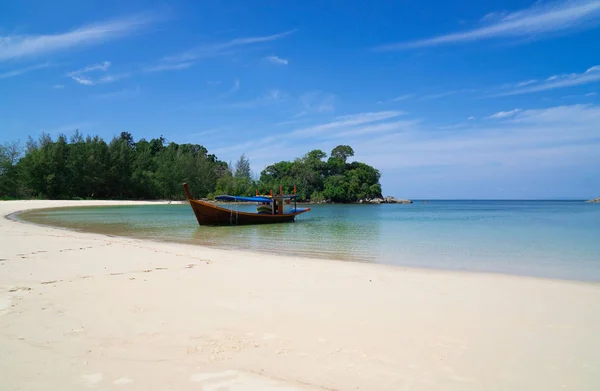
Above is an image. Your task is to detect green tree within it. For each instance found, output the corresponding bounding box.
[0,141,23,198]
[330,145,354,163]
[234,154,252,181]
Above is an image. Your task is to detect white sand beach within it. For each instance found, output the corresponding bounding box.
[1,200,599,391]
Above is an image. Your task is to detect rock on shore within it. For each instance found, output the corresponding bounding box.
[360,196,412,204]
[586,197,600,203]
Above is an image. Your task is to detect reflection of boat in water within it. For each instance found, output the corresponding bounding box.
[183,183,311,226]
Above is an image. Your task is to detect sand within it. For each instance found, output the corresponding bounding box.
[1,200,599,391]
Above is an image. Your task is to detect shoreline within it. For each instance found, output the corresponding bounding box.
[8,206,598,286]
[13,202,599,285]
[1,200,599,390]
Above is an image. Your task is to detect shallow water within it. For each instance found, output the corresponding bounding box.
[20,201,600,281]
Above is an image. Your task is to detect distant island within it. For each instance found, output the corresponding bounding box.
[0,131,407,203]
[587,197,600,203]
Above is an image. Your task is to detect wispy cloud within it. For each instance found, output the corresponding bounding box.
[495,64,600,96]
[487,108,522,119]
[265,55,289,65]
[328,120,418,139]
[299,91,336,114]
[52,84,64,89]
[228,89,287,108]
[280,111,406,141]
[143,61,195,72]
[515,79,538,88]
[374,0,600,50]
[468,116,476,120]
[0,62,54,79]
[392,94,415,102]
[67,61,130,85]
[164,30,296,63]
[420,89,477,101]
[190,128,223,137]
[173,78,240,112]
[380,90,472,103]
[92,85,140,99]
[212,110,405,157]
[0,14,158,61]
[228,79,240,94]
[39,122,94,135]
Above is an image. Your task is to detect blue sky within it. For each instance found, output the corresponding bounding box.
[1,0,599,199]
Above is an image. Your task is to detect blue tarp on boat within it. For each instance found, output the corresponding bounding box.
[215,195,274,203]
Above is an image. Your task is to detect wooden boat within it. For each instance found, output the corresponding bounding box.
[183,183,311,226]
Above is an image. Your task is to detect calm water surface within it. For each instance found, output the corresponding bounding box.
[20,201,600,282]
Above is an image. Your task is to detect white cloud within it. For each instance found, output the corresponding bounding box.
[52,84,64,89]
[391,94,414,102]
[143,61,196,72]
[0,14,158,61]
[212,110,405,157]
[585,92,597,96]
[383,91,470,104]
[67,61,129,85]
[217,78,240,99]
[487,108,522,119]
[97,73,130,83]
[0,62,53,79]
[265,55,289,65]
[515,79,538,88]
[496,64,600,96]
[468,116,476,120]
[228,88,287,108]
[420,89,476,101]
[229,79,240,94]
[70,75,95,85]
[92,85,140,99]
[39,122,94,135]
[291,111,405,137]
[328,120,418,139]
[374,0,600,50]
[164,30,295,63]
[299,91,336,113]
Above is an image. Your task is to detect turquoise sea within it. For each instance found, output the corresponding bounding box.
[19,201,600,282]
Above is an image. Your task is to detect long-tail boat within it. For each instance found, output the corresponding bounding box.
[183,183,311,226]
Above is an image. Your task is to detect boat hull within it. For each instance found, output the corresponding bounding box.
[188,199,308,226]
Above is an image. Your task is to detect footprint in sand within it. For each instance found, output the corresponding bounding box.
[8,287,32,292]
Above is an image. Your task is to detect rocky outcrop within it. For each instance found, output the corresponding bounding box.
[360,196,412,204]
[586,197,600,203]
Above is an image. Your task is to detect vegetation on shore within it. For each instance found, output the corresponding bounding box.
[0,132,382,202]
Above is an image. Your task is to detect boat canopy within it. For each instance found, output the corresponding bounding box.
[215,194,298,202]
[215,195,274,203]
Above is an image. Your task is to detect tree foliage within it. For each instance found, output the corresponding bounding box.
[0,132,229,200]
[0,133,382,203]
[259,145,381,202]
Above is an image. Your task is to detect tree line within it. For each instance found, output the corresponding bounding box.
[1,131,382,202]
